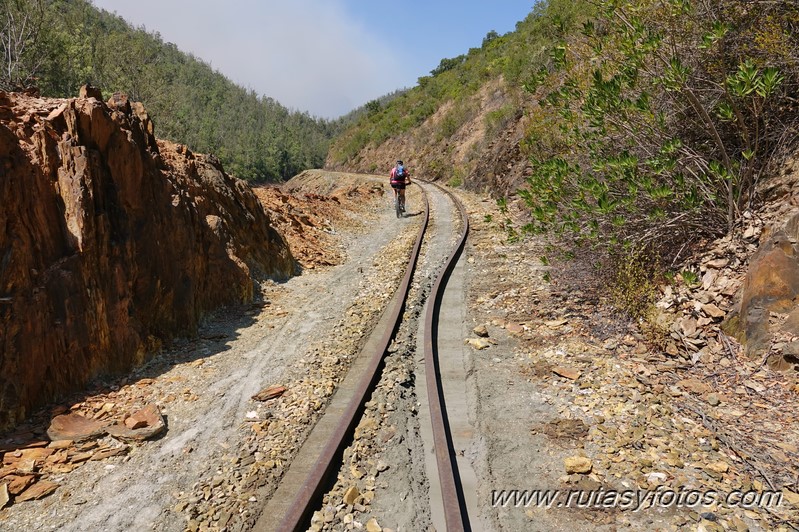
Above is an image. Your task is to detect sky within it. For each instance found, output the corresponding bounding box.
[89,1,537,119]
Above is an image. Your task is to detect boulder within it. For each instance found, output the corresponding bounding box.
[107,404,165,442]
[47,413,108,442]
[78,84,102,100]
[726,209,799,363]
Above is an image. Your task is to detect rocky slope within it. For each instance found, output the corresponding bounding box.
[0,171,389,521]
[327,79,531,196]
[0,89,295,430]
[456,192,799,531]
[253,171,385,271]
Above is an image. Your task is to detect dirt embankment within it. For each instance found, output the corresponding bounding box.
[253,170,385,270]
[0,89,295,430]
[327,79,531,196]
[456,191,799,531]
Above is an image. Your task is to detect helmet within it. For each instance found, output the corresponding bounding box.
[397,160,403,165]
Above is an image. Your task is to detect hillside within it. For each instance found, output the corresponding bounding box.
[326,0,588,194]
[0,0,334,182]
[330,0,799,266]
[328,0,799,376]
[3,0,799,530]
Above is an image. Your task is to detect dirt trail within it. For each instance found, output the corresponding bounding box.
[0,173,410,531]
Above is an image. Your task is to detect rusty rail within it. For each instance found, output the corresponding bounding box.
[264,179,471,532]
[423,180,471,531]
[270,182,430,532]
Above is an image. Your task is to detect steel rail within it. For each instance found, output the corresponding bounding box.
[422,180,471,532]
[268,181,430,532]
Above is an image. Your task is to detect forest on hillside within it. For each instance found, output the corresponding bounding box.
[326,0,578,169]
[332,0,799,269]
[0,0,336,182]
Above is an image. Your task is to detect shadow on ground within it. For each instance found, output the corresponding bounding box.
[0,291,275,449]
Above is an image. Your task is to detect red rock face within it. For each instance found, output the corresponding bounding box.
[731,210,799,361]
[0,91,295,428]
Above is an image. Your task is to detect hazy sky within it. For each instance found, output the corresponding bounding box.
[90,1,536,119]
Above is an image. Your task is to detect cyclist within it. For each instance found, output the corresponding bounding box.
[390,160,411,215]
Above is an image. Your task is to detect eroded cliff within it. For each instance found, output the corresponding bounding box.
[0,90,295,428]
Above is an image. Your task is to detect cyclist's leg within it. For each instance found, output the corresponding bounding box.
[399,188,406,210]
[393,186,401,217]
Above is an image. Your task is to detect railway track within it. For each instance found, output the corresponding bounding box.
[254,180,472,532]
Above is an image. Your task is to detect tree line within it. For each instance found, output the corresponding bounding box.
[0,0,337,182]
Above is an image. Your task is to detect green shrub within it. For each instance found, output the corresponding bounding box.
[680,270,699,287]
[521,0,799,264]
[484,104,517,138]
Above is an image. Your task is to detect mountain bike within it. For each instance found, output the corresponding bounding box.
[394,187,406,218]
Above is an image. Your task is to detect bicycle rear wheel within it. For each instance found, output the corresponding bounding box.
[395,193,402,218]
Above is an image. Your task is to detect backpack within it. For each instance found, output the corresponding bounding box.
[395,164,406,179]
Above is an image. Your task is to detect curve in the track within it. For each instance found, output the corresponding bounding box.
[422,180,471,532]
[259,179,471,532]
[261,181,430,532]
